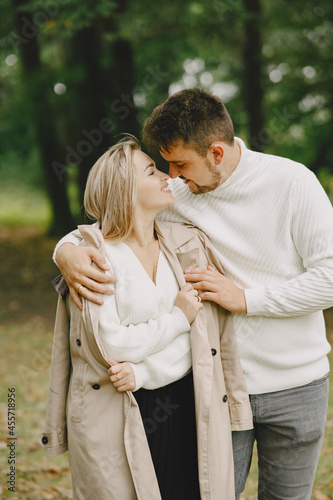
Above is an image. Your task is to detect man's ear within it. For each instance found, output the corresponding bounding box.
[209,143,224,164]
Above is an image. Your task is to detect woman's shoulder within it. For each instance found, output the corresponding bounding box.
[155,220,211,249]
[155,220,197,240]
[104,239,126,258]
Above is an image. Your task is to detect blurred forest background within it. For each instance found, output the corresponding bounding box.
[0,0,333,233]
[0,0,333,499]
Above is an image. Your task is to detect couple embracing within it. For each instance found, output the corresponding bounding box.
[41,89,332,500]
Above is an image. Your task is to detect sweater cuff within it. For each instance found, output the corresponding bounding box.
[52,230,82,266]
[172,306,191,332]
[129,362,147,392]
[245,288,267,315]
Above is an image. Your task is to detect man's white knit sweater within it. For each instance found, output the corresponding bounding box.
[159,138,332,393]
[54,138,332,394]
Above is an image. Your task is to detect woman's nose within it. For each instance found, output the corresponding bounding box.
[158,169,169,181]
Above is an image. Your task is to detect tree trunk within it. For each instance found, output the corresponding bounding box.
[13,0,74,235]
[70,26,111,208]
[69,13,138,211]
[103,0,139,137]
[242,0,266,152]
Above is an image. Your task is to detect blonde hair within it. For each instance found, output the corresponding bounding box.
[84,136,140,240]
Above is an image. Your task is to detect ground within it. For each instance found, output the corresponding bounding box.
[0,225,332,499]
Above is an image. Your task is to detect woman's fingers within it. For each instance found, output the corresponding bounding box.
[107,360,135,392]
[181,283,193,292]
[108,360,121,375]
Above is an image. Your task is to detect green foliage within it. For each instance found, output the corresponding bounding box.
[0,0,332,230]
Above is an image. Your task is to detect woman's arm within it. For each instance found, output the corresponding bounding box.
[99,266,201,363]
[108,333,192,392]
[99,290,192,363]
[129,333,192,390]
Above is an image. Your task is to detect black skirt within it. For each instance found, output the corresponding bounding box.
[134,372,201,500]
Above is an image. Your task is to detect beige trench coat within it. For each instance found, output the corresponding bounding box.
[41,221,253,500]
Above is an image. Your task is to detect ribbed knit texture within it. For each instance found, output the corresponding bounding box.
[159,138,332,394]
[100,242,191,390]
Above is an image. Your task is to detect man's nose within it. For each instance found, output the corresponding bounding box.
[169,164,179,179]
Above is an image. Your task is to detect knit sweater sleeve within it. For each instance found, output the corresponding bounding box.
[129,333,192,391]
[52,227,86,266]
[99,291,190,363]
[245,172,333,317]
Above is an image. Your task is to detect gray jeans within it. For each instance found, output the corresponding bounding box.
[232,374,329,500]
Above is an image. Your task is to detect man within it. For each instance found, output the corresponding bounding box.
[54,89,333,499]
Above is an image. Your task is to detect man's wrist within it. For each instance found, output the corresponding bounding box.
[56,242,76,268]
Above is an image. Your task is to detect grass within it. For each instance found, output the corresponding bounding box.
[0,225,332,499]
[1,317,332,499]
[0,184,52,228]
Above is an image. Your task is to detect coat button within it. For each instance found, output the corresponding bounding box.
[42,436,48,444]
[211,348,217,356]
[92,384,100,390]
[76,339,81,346]
[223,394,228,403]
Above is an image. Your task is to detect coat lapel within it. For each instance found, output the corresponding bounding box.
[154,220,196,288]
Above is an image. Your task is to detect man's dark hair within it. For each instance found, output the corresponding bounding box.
[142,88,234,157]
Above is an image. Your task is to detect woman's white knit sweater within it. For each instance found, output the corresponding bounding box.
[159,138,332,393]
[100,241,191,391]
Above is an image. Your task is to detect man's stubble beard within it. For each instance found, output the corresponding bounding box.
[189,159,223,195]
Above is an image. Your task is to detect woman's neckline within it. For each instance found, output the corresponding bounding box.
[120,240,161,286]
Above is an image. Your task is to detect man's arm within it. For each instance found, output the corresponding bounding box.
[186,173,333,316]
[54,228,114,309]
[245,172,333,316]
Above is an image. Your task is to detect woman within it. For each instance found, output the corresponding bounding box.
[41,137,252,500]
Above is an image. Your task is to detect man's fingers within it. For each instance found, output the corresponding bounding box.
[69,286,83,310]
[200,291,217,302]
[192,281,219,292]
[79,288,104,305]
[184,271,212,282]
[88,248,110,271]
[82,266,116,285]
[77,276,114,295]
[185,268,215,276]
